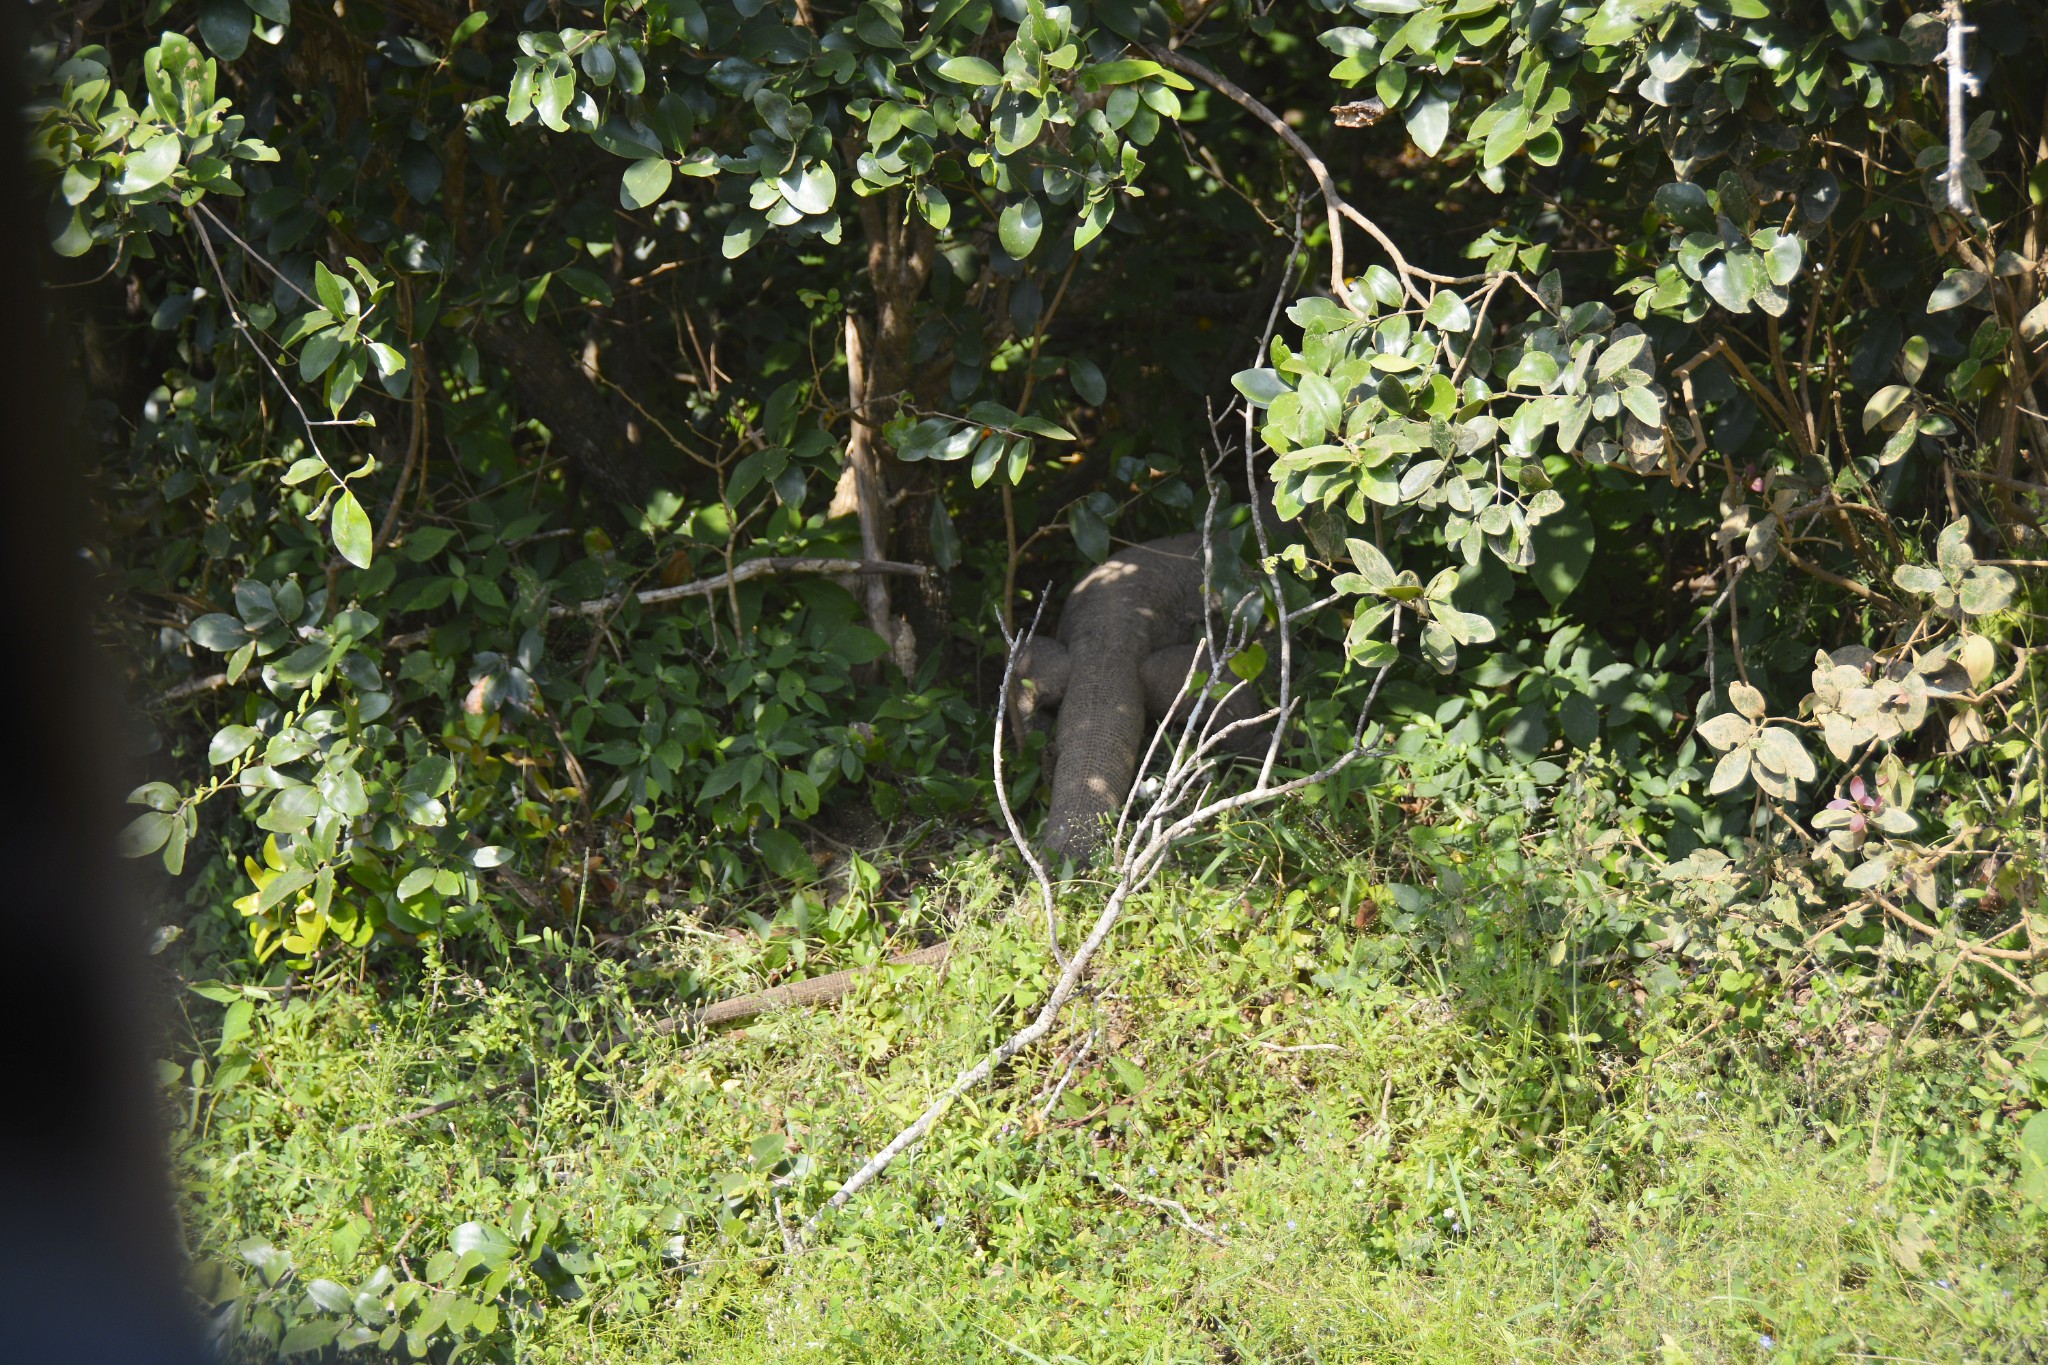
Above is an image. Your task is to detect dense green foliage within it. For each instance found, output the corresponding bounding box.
[26,0,2048,1354]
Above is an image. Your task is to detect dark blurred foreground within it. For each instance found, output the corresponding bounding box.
[0,6,208,1360]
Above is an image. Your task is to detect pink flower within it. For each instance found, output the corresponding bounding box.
[1826,776,1882,834]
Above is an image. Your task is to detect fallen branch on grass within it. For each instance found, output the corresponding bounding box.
[1091,1172,1230,1246]
[662,942,954,1031]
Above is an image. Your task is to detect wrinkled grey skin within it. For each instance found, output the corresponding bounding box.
[1012,533,1262,862]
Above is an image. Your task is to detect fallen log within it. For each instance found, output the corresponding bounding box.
[676,941,953,1030]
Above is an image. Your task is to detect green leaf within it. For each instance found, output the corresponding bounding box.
[1707,745,1752,795]
[1436,604,1496,646]
[366,341,408,377]
[1424,291,1472,332]
[282,456,328,486]
[1960,565,2016,617]
[331,491,374,569]
[189,613,252,651]
[1345,537,1396,590]
[119,810,177,857]
[722,212,767,259]
[1405,86,1452,158]
[1595,331,1648,382]
[1421,620,1461,673]
[1295,373,1341,442]
[1074,194,1113,250]
[1010,415,1076,441]
[1826,0,1874,38]
[197,0,253,60]
[1507,349,1560,390]
[1529,476,1595,607]
[1361,265,1403,310]
[999,198,1044,259]
[1232,368,1288,407]
[449,9,490,45]
[1893,563,1946,596]
[1070,500,1110,563]
[1079,59,1166,90]
[537,62,575,132]
[915,183,951,229]
[778,160,836,216]
[1702,249,1763,313]
[1761,229,1804,287]
[1069,356,1106,406]
[1481,101,1530,168]
[210,725,260,764]
[754,826,814,881]
[52,211,94,257]
[1862,384,1914,432]
[620,157,673,210]
[1227,641,1267,682]
[278,1321,341,1356]
[116,137,181,195]
[1620,385,1664,428]
[970,432,1007,488]
[298,332,342,384]
[1560,691,1600,748]
[314,261,355,317]
[1927,269,1987,313]
[1651,182,1714,232]
[966,400,1021,427]
[938,55,1003,85]
[1396,459,1444,501]
[1503,704,1550,760]
[992,96,1048,155]
[930,492,961,571]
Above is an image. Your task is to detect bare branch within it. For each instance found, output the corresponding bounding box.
[1141,46,1491,302]
[1091,1172,1229,1245]
[156,558,927,706]
[994,596,1068,968]
[1942,2,1976,214]
[1037,1025,1098,1119]
[560,556,926,616]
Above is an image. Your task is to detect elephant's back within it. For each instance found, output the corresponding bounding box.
[1057,532,1207,653]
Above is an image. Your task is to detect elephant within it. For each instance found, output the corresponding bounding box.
[1010,530,1267,862]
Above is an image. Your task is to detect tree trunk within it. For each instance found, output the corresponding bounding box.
[832,189,938,674]
[840,313,901,660]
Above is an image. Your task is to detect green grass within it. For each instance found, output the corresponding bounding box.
[172,852,2048,1362]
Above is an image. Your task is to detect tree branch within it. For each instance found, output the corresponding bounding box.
[1140,46,1484,304]
[155,558,928,706]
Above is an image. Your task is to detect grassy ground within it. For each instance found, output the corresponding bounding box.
[171,848,2048,1362]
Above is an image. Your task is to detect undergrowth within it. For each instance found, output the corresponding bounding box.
[167,798,2048,1364]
